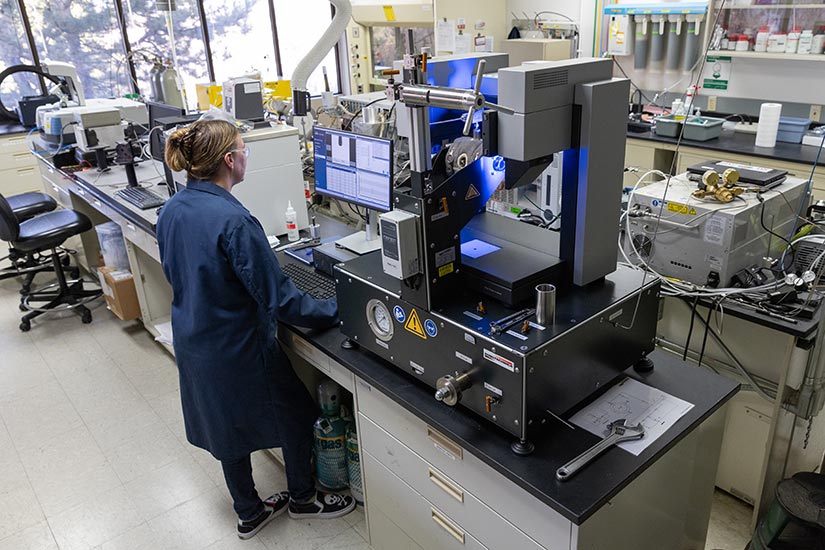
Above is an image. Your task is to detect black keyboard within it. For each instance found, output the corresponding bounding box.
[282,263,336,300]
[116,186,166,210]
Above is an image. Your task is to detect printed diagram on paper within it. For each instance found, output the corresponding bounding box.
[569,378,694,456]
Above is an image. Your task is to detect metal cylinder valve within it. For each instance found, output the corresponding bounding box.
[434,372,473,406]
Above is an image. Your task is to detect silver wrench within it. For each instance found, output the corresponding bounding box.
[555,419,644,481]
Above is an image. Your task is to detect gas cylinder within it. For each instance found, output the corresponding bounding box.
[313,380,348,490]
[313,414,349,490]
[346,423,363,504]
[161,60,185,108]
[150,60,164,103]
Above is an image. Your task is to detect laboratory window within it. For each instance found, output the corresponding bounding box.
[24,0,127,99]
[203,0,279,84]
[122,0,209,111]
[0,0,41,109]
[370,26,434,78]
[274,0,341,94]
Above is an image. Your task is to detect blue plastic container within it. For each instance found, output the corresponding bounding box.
[776,117,811,144]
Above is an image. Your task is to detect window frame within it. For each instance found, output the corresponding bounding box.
[4,0,347,109]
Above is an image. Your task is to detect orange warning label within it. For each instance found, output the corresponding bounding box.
[465,184,480,200]
[405,309,427,339]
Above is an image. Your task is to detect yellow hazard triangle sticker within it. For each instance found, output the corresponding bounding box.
[405,309,427,339]
[465,184,480,200]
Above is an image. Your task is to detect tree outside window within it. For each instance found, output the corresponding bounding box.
[24,0,127,99]
[121,0,210,110]
[0,0,40,113]
[203,0,276,84]
[1,0,346,115]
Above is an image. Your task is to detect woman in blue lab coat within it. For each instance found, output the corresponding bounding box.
[158,119,354,540]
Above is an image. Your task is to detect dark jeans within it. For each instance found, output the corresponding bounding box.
[221,356,317,520]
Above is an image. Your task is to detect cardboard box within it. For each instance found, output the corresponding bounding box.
[196,82,223,110]
[97,267,141,321]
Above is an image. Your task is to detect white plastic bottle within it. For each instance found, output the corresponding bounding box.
[755,26,770,52]
[768,32,780,53]
[774,31,788,53]
[798,30,813,54]
[684,86,697,115]
[285,201,300,242]
[671,99,685,119]
[812,28,825,54]
[786,27,801,53]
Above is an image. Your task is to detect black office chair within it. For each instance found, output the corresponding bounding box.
[0,191,76,294]
[0,193,101,331]
[749,471,825,549]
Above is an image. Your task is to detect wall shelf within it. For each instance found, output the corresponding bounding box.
[720,4,825,9]
[709,49,825,60]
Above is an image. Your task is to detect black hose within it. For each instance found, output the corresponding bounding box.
[0,64,61,121]
[683,295,700,361]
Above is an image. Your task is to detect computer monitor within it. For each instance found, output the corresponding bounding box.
[313,127,393,213]
[146,101,186,161]
[313,127,393,254]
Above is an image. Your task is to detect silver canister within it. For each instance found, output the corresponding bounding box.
[535,284,556,326]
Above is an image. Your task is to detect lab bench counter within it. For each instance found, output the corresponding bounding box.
[33,150,167,236]
[280,317,739,526]
[628,128,825,168]
[693,296,820,341]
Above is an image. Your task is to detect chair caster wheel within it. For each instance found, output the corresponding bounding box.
[19,285,30,295]
[70,269,80,279]
[19,320,31,332]
[62,255,71,267]
[81,311,92,324]
[19,303,27,312]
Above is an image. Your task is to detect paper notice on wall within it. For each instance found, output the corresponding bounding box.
[569,378,694,456]
[455,32,472,54]
[437,19,455,51]
[703,55,732,90]
[474,35,494,52]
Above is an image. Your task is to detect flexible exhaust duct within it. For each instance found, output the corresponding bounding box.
[291,0,352,115]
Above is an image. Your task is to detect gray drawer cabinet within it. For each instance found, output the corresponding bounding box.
[363,452,491,550]
[356,378,571,550]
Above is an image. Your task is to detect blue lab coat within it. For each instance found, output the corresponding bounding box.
[157,179,337,461]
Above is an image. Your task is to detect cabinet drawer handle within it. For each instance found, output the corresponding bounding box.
[126,223,136,232]
[16,167,35,175]
[93,199,101,207]
[431,508,465,544]
[51,183,60,193]
[8,137,24,144]
[429,468,464,503]
[427,427,463,461]
[13,152,30,160]
[76,187,85,196]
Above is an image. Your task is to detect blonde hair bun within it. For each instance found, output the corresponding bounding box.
[164,119,239,180]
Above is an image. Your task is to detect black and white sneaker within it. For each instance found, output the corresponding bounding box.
[288,492,356,519]
[237,503,283,540]
[263,491,290,513]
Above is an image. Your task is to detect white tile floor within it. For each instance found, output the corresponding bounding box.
[0,273,367,550]
[0,266,753,550]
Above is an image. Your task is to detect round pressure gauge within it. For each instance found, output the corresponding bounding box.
[366,299,394,341]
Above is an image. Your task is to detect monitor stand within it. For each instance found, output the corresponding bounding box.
[336,209,383,255]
